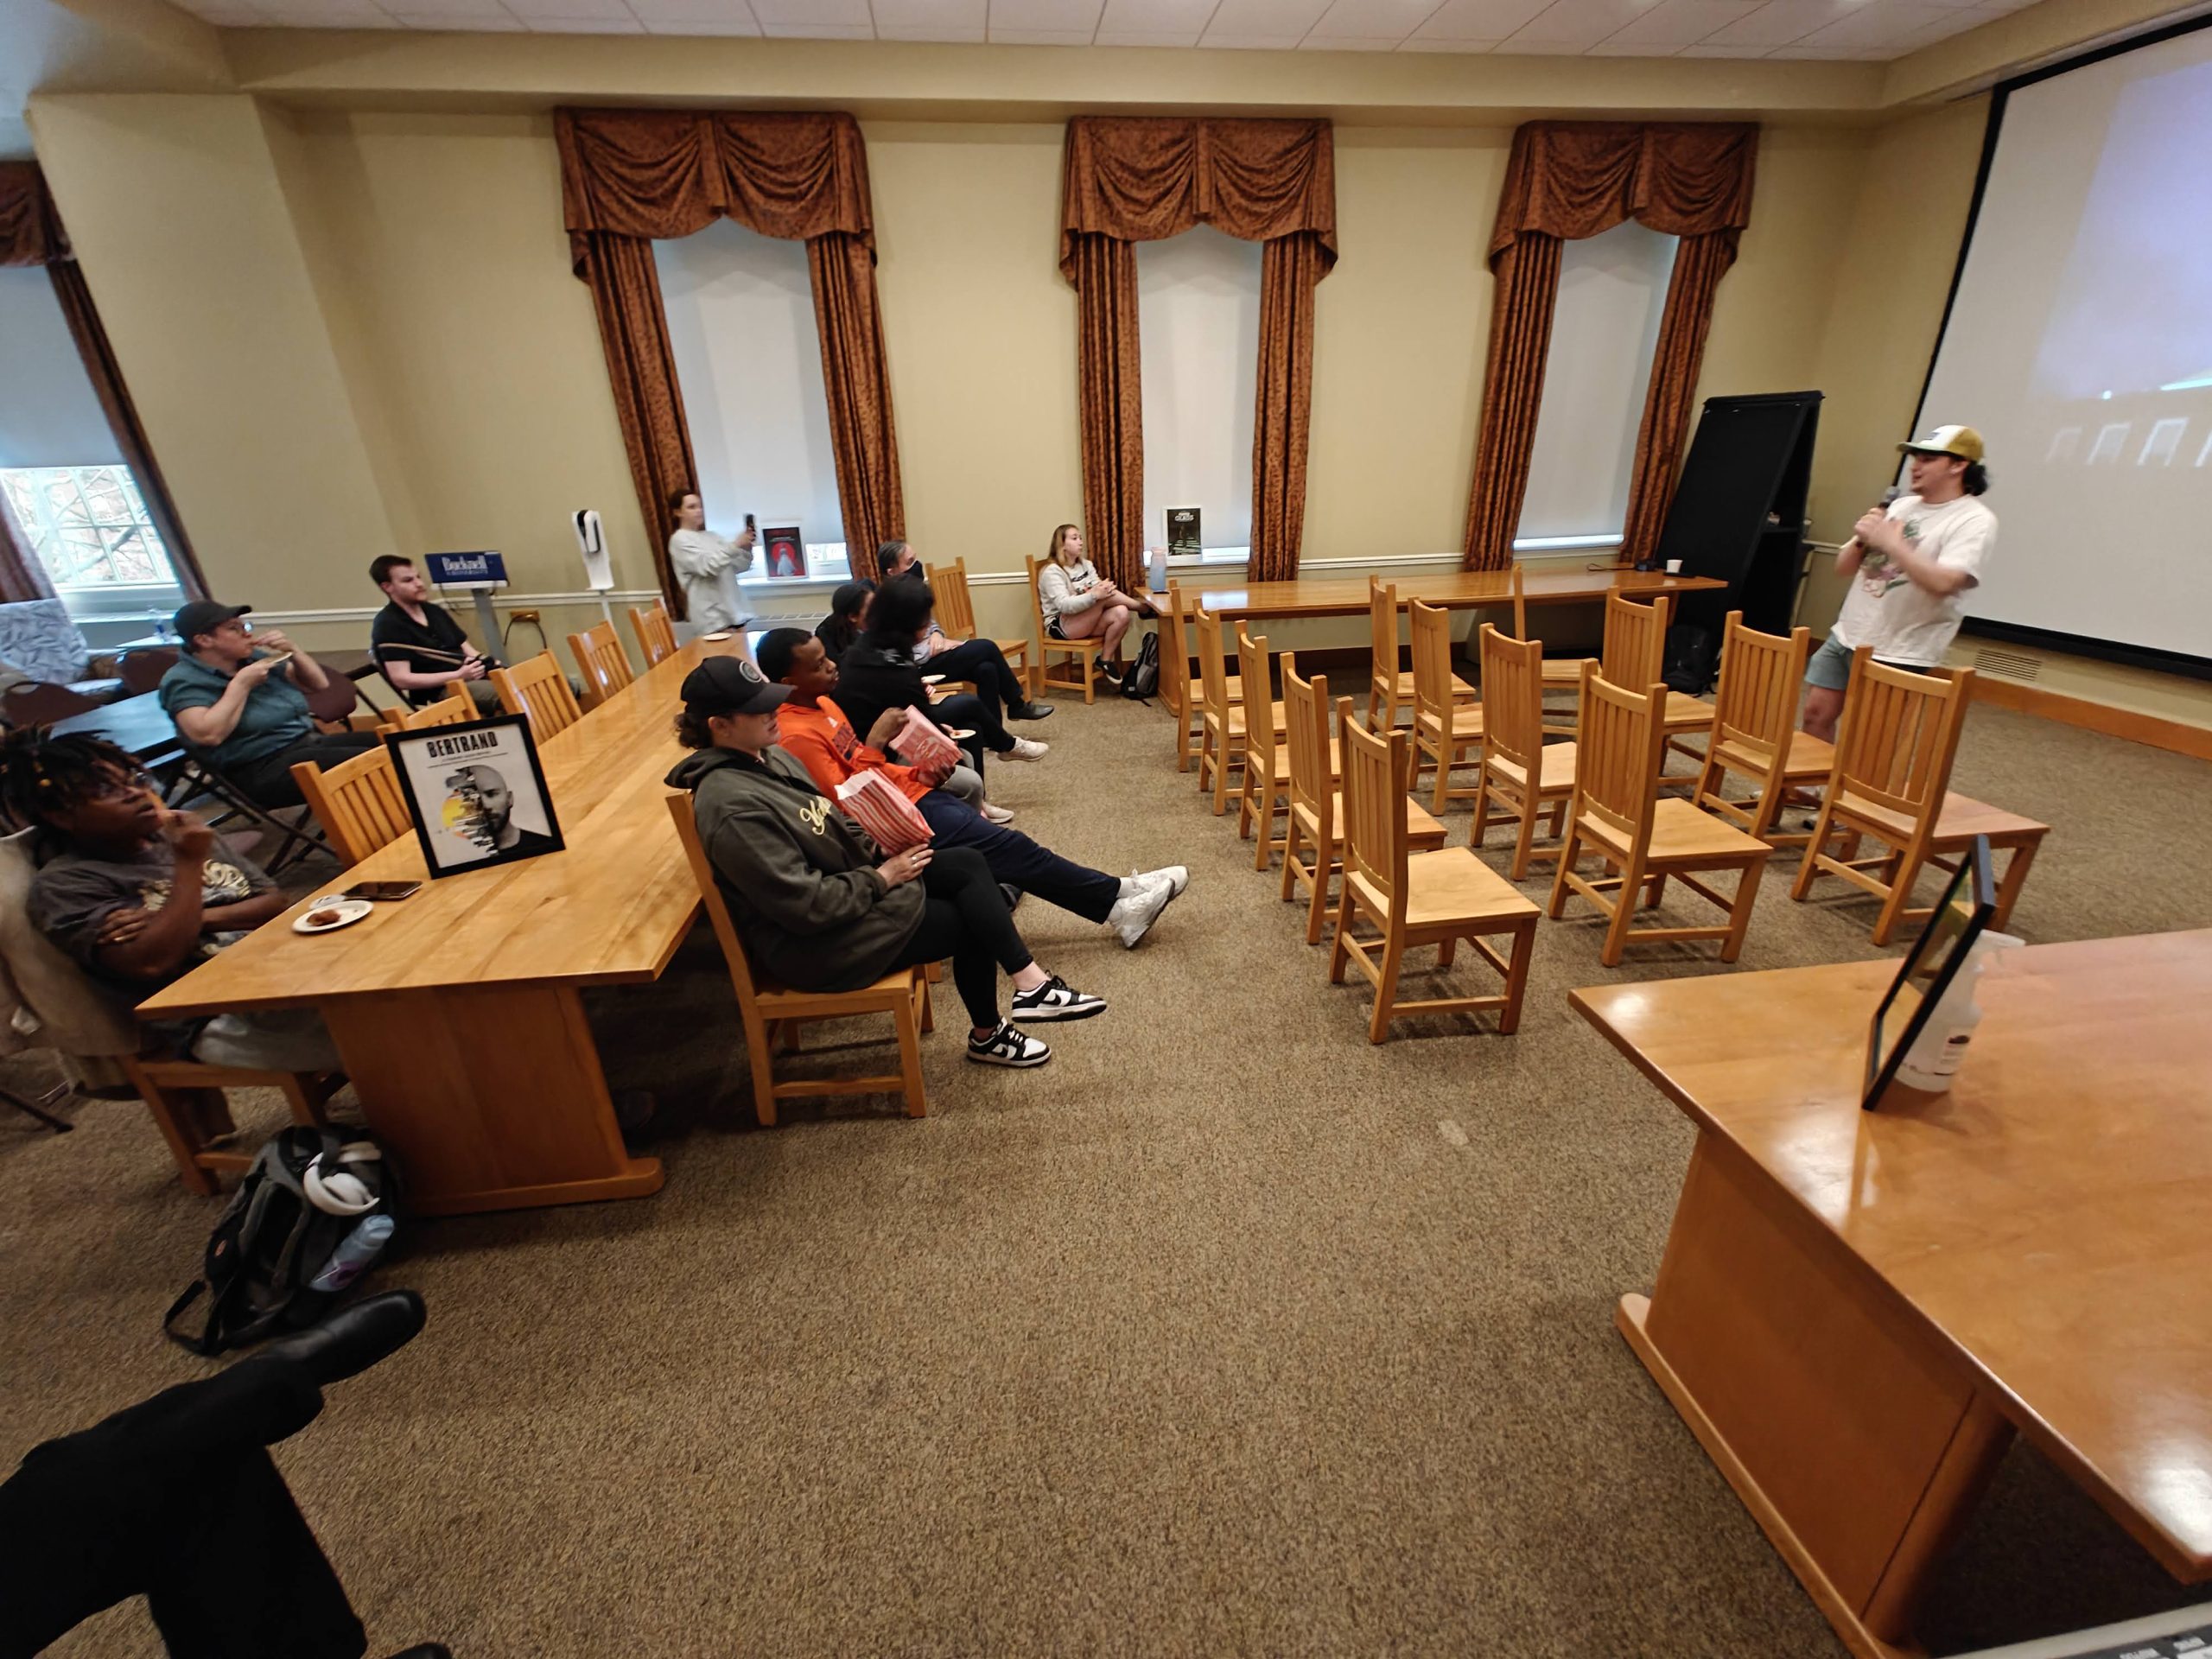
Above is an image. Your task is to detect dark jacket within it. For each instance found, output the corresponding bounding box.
[832,635,938,750]
[665,745,923,993]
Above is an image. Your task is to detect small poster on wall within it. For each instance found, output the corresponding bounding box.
[760,524,807,580]
[1165,505,1202,557]
[385,715,564,879]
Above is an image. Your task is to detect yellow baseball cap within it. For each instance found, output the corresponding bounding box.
[1897,423,1985,463]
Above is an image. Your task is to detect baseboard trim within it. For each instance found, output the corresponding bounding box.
[1972,676,2212,762]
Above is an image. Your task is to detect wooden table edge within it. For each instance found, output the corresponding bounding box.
[1569,979,2212,1587]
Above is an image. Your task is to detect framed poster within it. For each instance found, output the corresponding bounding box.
[1164,505,1202,557]
[760,524,807,580]
[1863,835,1996,1109]
[384,714,564,878]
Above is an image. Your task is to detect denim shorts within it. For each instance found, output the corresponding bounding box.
[1807,637,1929,692]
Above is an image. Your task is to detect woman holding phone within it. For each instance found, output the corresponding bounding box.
[666,488,757,656]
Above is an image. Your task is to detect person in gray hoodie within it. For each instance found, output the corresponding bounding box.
[664,655,1105,1069]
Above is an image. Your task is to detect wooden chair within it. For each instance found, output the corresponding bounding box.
[380,688,472,734]
[1027,554,1104,703]
[630,602,677,668]
[1407,598,1486,812]
[123,1056,342,1197]
[1195,606,1283,817]
[493,651,583,741]
[1162,584,1249,773]
[568,621,635,711]
[1547,662,1771,968]
[1790,648,2045,944]
[1470,624,1577,880]
[1281,658,1446,945]
[1593,591,1712,771]
[1369,577,1472,730]
[665,794,930,1125]
[1328,705,1539,1044]
[1513,563,1593,701]
[927,557,1032,695]
[1236,625,1339,868]
[1692,612,1832,849]
[291,745,415,867]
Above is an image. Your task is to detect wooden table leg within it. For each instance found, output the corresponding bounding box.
[321,984,663,1216]
[1616,1133,2014,1658]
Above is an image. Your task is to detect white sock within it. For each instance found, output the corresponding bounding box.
[1116,876,1141,900]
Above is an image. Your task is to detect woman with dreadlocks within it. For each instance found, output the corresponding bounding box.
[2,728,338,1070]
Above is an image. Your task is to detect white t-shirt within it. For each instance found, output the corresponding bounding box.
[1830,493,1996,667]
[667,529,756,632]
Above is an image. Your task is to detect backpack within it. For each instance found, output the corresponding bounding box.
[1120,631,1160,701]
[164,1127,404,1357]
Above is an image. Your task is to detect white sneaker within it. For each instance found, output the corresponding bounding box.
[1137,865,1189,899]
[980,801,1016,824]
[1107,870,1183,949]
[968,1020,1052,1067]
[1006,736,1050,761]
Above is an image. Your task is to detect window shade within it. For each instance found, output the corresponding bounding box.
[1138,226,1262,552]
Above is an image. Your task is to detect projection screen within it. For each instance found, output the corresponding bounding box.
[1914,18,2212,665]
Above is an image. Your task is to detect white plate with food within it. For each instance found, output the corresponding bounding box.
[294,898,374,935]
[700,631,734,642]
[922,673,946,684]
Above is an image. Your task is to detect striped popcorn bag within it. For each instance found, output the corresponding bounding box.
[834,771,934,854]
[890,707,964,785]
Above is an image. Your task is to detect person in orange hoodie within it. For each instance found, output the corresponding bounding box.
[759,629,1187,950]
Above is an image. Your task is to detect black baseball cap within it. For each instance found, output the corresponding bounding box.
[680,655,792,718]
[172,601,251,643]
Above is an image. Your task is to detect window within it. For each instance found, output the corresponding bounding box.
[0,267,183,617]
[2,466,178,608]
[1516,219,1679,551]
[1138,226,1262,561]
[654,220,850,582]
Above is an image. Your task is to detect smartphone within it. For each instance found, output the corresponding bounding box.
[346,880,423,902]
[744,512,756,531]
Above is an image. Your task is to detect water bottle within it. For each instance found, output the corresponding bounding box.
[1894,931,2021,1093]
[308,1214,394,1294]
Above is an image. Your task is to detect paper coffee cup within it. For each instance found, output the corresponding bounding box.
[1664,559,1683,575]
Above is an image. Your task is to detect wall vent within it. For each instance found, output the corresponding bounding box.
[1973,646,2042,683]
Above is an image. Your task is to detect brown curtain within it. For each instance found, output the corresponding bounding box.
[1462,122,1757,571]
[1060,118,1337,583]
[556,109,899,617]
[1069,234,1144,590]
[0,162,206,601]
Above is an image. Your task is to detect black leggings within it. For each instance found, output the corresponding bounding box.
[888,845,1032,1030]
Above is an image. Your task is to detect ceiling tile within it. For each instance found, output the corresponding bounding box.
[874,0,983,24]
[751,0,868,20]
[989,0,1102,26]
[1766,39,1882,55]
[759,18,875,30]
[1198,29,1309,44]
[504,0,633,18]
[987,23,1098,38]
[1677,40,1770,53]
[641,14,763,28]
[1395,33,1499,47]
[1504,0,1652,47]
[1094,25,1203,38]
[526,13,646,25]
[878,20,987,31]
[1200,0,1330,35]
[1700,0,1861,48]
[1300,32,1403,44]
[1598,0,1758,47]
[1096,0,1216,29]
[1406,0,1542,35]
[627,0,755,20]
[391,10,526,25]
[1305,0,1442,37]
[1790,0,1969,51]
[266,10,406,23]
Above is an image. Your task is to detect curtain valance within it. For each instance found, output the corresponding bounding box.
[1059,118,1337,280]
[1488,121,1758,253]
[0,162,68,269]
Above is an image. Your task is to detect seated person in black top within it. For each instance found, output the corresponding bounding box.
[815,579,875,662]
[837,579,1047,777]
[5,728,340,1072]
[367,556,499,711]
[874,540,1050,721]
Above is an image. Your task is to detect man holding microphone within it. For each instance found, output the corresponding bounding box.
[1802,423,1996,746]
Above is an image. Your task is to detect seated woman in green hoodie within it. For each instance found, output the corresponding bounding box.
[665,655,1104,1069]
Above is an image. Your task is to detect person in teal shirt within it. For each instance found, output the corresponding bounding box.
[157,601,379,809]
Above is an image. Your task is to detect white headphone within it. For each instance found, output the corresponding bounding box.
[303,1141,385,1217]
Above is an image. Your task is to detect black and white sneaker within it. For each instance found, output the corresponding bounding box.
[1008,975,1107,1022]
[967,1020,1052,1067]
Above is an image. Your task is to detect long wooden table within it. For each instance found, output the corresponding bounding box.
[137,638,751,1215]
[1573,933,2212,1658]
[1191,566,1724,620]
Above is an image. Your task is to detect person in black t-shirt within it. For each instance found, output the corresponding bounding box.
[367,556,500,710]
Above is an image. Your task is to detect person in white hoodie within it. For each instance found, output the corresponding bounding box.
[665,487,757,656]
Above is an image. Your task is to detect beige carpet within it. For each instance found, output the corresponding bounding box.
[4,692,2209,1658]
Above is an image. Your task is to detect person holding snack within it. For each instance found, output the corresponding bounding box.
[158,601,379,809]
[758,631,1186,949]
[666,656,1106,1068]
[836,579,1045,777]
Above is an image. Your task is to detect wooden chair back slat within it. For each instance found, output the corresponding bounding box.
[1338,701,1409,927]
[1710,611,1810,759]
[1368,578,1399,705]
[569,622,635,710]
[1574,663,1664,849]
[629,604,677,668]
[1195,605,1232,721]
[384,689,472,734]
[292,745,414,867]
[493,651,583,741]
[928,558,980,638]
[1235,625,1272,769]
[1409,598,1457,723]
[1282,655,1329,829]
[665,792,765,1008]
[1478,623,1543,777]
[1832,648,1973,820]
[1599,593,1669,690]
[1159,582,1192,716]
